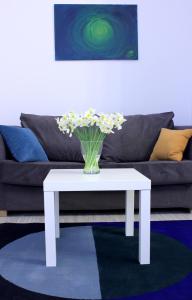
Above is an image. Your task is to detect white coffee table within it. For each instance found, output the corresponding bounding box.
[43,168,151,267]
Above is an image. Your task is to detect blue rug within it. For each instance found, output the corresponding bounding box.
[0,221,192,300]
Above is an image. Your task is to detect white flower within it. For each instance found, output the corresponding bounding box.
[57,108,126,137]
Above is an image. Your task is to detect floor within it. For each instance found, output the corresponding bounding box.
[0,210,192,223]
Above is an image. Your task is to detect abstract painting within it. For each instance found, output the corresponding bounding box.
[54,4,138,60]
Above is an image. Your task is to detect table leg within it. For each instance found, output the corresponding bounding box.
[139,190,151,264]
[54,192,60,238]
[44,191,57,267]
[125,190,134,236]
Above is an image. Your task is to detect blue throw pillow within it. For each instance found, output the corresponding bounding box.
[0,126,48,162]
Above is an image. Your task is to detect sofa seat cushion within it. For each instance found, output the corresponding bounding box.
[0,160,192,187]
[0,160,83,187]
[101,160,192,186]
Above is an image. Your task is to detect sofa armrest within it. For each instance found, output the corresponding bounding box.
[174,126,192,130]
[174,125,192,160]
[0,135,6,160]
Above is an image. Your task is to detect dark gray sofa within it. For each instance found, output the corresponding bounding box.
[0,113,192,213]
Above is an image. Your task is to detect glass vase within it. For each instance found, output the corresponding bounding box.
[80,140,103,174]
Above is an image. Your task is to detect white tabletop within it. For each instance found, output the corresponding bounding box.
[43,168,151,192]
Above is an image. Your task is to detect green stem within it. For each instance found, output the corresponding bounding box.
[74,127,105,174]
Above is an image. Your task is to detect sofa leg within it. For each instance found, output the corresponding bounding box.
[0,210,7,217]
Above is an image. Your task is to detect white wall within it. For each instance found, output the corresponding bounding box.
[0,0,192,125]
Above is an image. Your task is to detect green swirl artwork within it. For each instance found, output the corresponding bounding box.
[54,4,138,60]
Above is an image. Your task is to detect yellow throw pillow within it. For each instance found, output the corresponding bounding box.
[150,128,192,161]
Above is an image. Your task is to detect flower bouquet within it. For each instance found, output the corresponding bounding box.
[57,108,126,174]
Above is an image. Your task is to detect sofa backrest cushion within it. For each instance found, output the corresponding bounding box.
[20,113,83,162]
[174,126,192,160]
[101,112,174,162]
[185,139,192,160]
[0,135,6,160]
[0,126,48,162]
[150,128,192,161]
